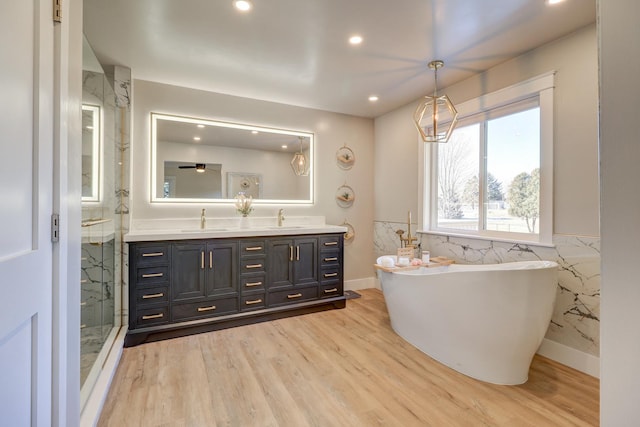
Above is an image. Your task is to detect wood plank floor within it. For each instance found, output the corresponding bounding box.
[98,289,599,426]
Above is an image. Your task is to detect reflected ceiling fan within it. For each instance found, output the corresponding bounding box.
[178,163,206,173]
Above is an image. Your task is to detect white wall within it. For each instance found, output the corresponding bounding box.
[132,80,375,281]
[599,1,640,424]
[375,24,599,237]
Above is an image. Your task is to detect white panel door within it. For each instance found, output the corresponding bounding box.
[0,0,54,425]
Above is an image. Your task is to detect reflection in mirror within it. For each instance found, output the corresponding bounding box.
[82,104,101,201]
[151,114,313,204]
[163,161,222,198]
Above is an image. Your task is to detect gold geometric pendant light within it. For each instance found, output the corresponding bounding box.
[413,60,459,143]
[291,136,310,176]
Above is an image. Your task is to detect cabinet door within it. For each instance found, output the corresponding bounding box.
[206,241,237,297]
[171,242,206,301]
[267,239,294,289]
[293,237,318,286]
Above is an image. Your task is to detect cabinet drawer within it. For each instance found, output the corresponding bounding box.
[136,266,169,286]
[268,286,318,306]
[320,267,342,283]
[241,293,266,311]
[135,286,169,306]
[172,297,238,322]
[134,306,169,327]
[319,235,341,250]
[241,275,266,293]
[320,283,343,298]
[240,240,266,256]
[240,258,265,274]
[321,252,340,267]
[135,245,169,265]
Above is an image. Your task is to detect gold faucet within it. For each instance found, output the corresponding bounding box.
[397,210,417,248]
[200,208,206,230]
[277,208,285,227]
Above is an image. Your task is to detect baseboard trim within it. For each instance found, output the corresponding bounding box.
[80,326,127,427]
[537,338,600,378]
[345,276,379,291]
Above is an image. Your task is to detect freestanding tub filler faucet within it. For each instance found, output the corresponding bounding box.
[277,208,285,226]
[200,208,206,230]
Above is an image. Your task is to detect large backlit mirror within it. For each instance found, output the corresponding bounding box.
[151,114,313,204]
[82,104,101,202]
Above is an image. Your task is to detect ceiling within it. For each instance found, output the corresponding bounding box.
[83,0,596,118]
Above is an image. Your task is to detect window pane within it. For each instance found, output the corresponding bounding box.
[486,107,540,234]
[437,123,480,231]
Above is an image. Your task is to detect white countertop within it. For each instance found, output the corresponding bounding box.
[124,216,347,242]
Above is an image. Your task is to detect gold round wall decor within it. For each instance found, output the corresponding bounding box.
[335,184,355,208]
[336,144,355,170]
[342,220,355,242]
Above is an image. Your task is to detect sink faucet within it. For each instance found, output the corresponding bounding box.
[277,208,285,227]
[200,208,206,230]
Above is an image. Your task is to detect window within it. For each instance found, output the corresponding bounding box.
[425,73,554,244]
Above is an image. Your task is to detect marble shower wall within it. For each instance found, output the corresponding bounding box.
[374,221,600,357]
[110,65,131,326]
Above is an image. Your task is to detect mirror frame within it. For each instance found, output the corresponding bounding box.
[82,104,102,203]
[150,113,314,205]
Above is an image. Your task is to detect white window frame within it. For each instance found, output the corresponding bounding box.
[420,72,555,245]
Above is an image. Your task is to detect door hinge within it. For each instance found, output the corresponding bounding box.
[53,0,62,23]
[51,214,60,243]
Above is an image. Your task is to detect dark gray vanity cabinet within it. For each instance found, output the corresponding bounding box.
[267,237,319,306]
[170,241,238,322]
[267,237,318,290]
[238,240,267,311]
[126,233,345,347]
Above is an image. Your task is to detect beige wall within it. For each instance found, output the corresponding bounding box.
[131,80,375,281]
[599,0,640,423]
[375,24,599,237]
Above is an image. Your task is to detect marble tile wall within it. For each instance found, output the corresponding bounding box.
[111,65,131,326]
[80,238,115,384]
[374,220,600,357]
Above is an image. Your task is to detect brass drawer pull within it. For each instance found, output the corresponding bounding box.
[142,292,164,299]
[324,288,338,293]
[142,313,164,320]
[142,273,163,278]
[197,305,217,312]
[245,299,263,305]
[142,252,164,257]
[245,263,263,269]
[324,241,338,246]
[289,245,293,261]
[245,281,263,287]
[201,251,205,269]
[324,257,338,262]
[324,272,338,278]
[296,246,300,261]
[245,246,263,251]
[209,251,213,269]
[287,293,303,299]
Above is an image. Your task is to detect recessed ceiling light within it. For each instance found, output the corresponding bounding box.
[281,145,288,149]
[86,125,94,130]
[233,0,253,12]
[197,124,205,128]
[368,95,379,102]
[547,0,564,4]
[349,35,363,45]
[193,136,201,141]
[251,130,259,134]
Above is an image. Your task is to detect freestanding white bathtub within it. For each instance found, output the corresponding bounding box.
[376,257,558,385]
